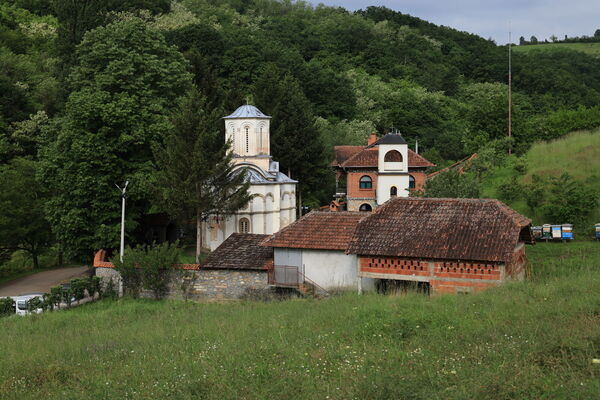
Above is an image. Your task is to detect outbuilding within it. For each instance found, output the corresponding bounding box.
[347,197,534,294]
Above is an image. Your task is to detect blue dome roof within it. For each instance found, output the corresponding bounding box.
[223,104,271,119]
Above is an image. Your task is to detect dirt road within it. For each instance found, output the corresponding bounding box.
[0,267,91,297]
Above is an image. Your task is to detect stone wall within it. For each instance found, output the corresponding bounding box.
[94,267,270,300]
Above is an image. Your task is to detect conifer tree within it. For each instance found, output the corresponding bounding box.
[152,89,252,262]
[254,65,328,209]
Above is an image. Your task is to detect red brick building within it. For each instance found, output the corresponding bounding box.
[332,133,434,211]
[347,198,534,294]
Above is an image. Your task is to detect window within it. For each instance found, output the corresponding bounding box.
[390,186,397,197]
[359,175,372,189]
[384,150,403,162]
[239,218,250,233]
[245,126,249,153]
[359,203,372,212]
[409,175,416,189]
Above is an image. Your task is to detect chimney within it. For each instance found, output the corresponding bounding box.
[367,133,378,146]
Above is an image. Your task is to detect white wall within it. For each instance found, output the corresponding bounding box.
[378,144,408,173]
[376,174,410,205]
[302,250,358,290]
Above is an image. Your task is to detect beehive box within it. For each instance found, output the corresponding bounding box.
[561,224,573,240]
[551,225,562,239]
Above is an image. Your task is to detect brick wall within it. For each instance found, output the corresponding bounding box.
[408,170,427,192]
[347,171,377,199]
[359,255,514,295]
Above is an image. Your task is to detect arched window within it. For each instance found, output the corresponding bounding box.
[409,175,416,189]
[359,175,372,189]
[239,218,250,233]
[245,126,249,153]
[359,203,372,212]
[384,150,403,162]
[390,186,397,197]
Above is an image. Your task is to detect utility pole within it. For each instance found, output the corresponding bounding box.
[508,25,513,155]
[116,181,129,262]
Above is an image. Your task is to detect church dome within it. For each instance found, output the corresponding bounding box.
[223,104,271,119]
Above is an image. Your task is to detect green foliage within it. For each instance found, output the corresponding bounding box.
[39,17,192,261]
[539,173,598,225]
[25,295,41,313]
[112,242,180,299]
[0,158,52,269]
[111,248,142,298]
[0,297,14,317]
[61,287,72,308]
[138,242,180,299]
[152,89,252,261]
[49,285,62,309]
[70,278,88,303]
[422,169,480,198]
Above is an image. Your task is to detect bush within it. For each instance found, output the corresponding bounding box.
[49,286,63,309]
[70,278,88,303]
[0,297,14,317]
[111,248,143,298]
[26,296,42,313]
[102,278,118,300]
[139,242,180,299]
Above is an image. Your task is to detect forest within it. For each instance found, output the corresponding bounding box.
[2,0,600,265]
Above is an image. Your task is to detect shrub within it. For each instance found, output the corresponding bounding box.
[139,242,180,299]
[111,247,143,298]
[0,297,14,317]
[61,287,73,308]
[26,296,42,313]
[49,286,63,309]
[70,278,88,303]
[89,276,102,298]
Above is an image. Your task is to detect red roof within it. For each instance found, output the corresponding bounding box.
[347,198,533,263]
[332,146,434,168]
[261,211,368,251]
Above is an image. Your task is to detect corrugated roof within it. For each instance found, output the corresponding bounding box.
[203,233,273,270]
[347,198,532,263]
[261,211,368,251]
[223,105,271,119]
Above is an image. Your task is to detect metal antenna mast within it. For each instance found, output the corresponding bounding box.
[116,181,129,262]
[508,23,512,155]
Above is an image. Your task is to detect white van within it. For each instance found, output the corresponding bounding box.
[14,294,44,316]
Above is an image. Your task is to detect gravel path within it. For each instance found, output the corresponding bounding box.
[0,267,91,297]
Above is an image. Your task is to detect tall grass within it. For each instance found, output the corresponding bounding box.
[1,242,599,399]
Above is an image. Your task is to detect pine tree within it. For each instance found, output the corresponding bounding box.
[152,89,252,262]
[254,65,328,209]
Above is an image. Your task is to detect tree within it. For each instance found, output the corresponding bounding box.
[519,36,526,45]
[254,65,330,206]
[0,158,52,269]
[530,36,538,44]
[39,17,191,261]
[152,90,252,262]
[421,169,480,198]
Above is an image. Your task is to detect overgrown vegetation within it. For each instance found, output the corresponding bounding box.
[0,242,599,399]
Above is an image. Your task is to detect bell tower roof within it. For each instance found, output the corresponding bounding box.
[223,104,271,119]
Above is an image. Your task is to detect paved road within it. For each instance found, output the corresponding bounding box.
[0,267,91,297]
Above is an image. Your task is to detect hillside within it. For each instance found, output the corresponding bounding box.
[1,242,599,399]
[482,128,600,224]
[514,42,600,57]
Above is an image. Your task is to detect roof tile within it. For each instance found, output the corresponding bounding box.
[204,233,273,270]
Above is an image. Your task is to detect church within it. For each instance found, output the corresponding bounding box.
[203,104,297,250]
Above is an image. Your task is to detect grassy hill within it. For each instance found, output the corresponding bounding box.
[514,42,600,57]
[1,242,600,399]
[482,128,600,224]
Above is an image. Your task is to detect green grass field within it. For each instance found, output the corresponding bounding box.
[1,242,599,399]
[482,128,600,223]
[514,42,600,57]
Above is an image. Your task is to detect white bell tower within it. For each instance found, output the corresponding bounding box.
[223,104,272,171]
